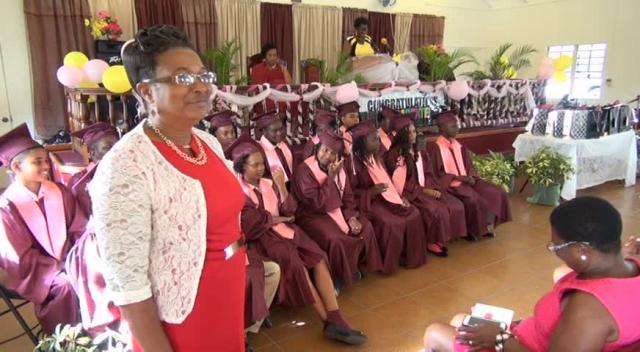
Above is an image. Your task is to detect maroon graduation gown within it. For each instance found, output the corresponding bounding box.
[0,182,83,333]
[426,142,512,237]
[346,155,427,273]
[302,138,317,160]
[244,246,269,328]
[292,159,384,287]
[69,162,97,218]
[241,181,326,307]
[384,147,465,245]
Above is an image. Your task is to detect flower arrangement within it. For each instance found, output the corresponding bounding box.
[85,10,123,40]
[471,151,517,192]
[415,44,478,82]
[35,324,127,352]
[468,42,537,80]
[523,147,573,187]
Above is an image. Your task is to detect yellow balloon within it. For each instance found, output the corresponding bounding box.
[102,65,132,93]
[63,52,89,69]
[78,80,99,89]
[553,55,573,71]
[552,71,567,83]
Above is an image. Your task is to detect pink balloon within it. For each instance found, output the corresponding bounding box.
[335,82,360,104]
[56,65,84,87]
[447,80,469,101]
[537,58,555,79]
[83,59,109,83]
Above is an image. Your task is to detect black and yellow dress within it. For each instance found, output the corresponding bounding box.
[346,34,377,57]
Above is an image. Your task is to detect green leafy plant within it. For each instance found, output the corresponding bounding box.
[468,43,537,80]
[35,324,126,352]
[306,54,365,85]
[202,39,241,85]
[415,44,478,81]
[523,147,574,187]
[471,151,517,192]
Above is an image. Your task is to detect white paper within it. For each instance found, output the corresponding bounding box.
[471,303,515,325]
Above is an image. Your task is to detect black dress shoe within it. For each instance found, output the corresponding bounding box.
[323,323,367,345]
[245,340,255,352]
[261,317,273,329]
[463,235,478,242]
[483,232,496,238]
[427,249,449,258]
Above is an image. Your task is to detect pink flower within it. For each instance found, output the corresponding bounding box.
[97,10,110,19]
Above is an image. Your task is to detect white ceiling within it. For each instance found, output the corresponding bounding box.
[421,0,569,10]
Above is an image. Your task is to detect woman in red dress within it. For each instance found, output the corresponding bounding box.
[92,25,246,351]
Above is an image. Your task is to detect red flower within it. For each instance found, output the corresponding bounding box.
[97,10,110,19]
[105,22,122,35]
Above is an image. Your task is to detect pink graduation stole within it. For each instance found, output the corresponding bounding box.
[240,177,295,239]
[303,157,350,234]
[390,155,407,195]
[435,136,467,188]
[4,181,67,260]
[379,129,392,151]
[365,156,404,205]
[311,136,319,145]
[70,162,97,192]
[416,152,426,187]
[259,136,294,182]
[339,126,353,155]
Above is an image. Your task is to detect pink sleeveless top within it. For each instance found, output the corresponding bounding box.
[513,257,640,351]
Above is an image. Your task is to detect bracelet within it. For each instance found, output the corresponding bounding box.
[495,332,512,351]
[495,342,504,352]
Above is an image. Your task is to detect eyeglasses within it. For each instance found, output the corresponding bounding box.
[142,71,216,86]
[546,241,590,253]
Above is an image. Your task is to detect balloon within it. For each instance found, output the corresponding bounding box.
[335,82,359,104]
[552,71,567,83]
[78,80,100,89]
[63,51,89,69]
[537,58,555,79]
[553,55,573,71]
[102,65,132,93]
[447,80,469,101]
[56,65,84,87]
[83,59,109,83]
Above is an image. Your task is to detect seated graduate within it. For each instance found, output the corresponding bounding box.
[384,113,466,258]
[0,124,83,333]
[336,101,361,156]
[65,122,121,333]
[68,122,119,217]
[302,109,338,160]
[426,111,511,240]
[347,119,427,273]
[205,110,239,150]
[255,111,295,183]
[293,131,383,289]
[424,196,640,352]
[228,134,367,345]
[377,106,399,152]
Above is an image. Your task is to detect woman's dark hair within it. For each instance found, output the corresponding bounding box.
[550,196,622,254]
[390,126,413,158]
[233,154,251,174]
[261,43,278,59]
[352,135,369,161]
[122,25,194,87]
[354,17,369,29]
[311,120,336,135]
[377,111,388,123]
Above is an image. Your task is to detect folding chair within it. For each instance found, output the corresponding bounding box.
[0,286,40,345]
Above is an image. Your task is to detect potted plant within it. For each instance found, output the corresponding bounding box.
[414,44,478,81]
[85,10,123,41]
[523,146,574,206]
[468,42,537,80]
[471,151,517,193]
[35,324,127,352]
[202,39,247,85]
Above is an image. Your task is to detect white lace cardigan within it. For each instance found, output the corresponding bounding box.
[88,120,235,324]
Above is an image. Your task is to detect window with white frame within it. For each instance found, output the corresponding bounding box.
[545,43,607,100]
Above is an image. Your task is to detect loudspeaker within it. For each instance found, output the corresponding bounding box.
[95,40,125,65]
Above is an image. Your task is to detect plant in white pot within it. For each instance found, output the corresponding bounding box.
[523,147,574,206]
[471,151,517,192]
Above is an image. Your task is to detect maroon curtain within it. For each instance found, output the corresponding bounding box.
[181,0,216,53]
[260,3,294,77]
[24,0,94,138]
[342,8,368,42]
[368,12,395,54]
[409,14,445,50]
[135,0,184,29]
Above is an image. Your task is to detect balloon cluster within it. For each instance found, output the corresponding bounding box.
[56,51,132,93]
[537,55,573,82]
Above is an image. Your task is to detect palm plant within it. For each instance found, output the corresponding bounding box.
[202,39,241,85]
[306,53,365,85]
[415,45,478,81]
[468,43,537,80]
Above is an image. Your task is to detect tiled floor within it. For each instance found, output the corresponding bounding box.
[2,181,638,352]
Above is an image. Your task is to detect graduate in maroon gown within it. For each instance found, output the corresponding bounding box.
[426,111,512,239]
[255,111,296,183]
[384,113,466,257]
[302,109,338,160]
[205,110,239,150]
[65,122,121,333]
[347,119,428,273]
[336,101,361,156]
[377,106,399,152]
[0,124,82,333]
[293,131,383,288]
[228,135,367,345]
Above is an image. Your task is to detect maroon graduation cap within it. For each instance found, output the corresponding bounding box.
[348,119,377,140]
[0,123,41,167]
[71,122,119,146]
[389,112,418,132]
[205,110,239,128]
[224,133,262,163]
[252,111,280,130]
[336,101,360,116]
[317,131,345,154]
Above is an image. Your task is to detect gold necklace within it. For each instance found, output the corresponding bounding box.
[147,120,207,165]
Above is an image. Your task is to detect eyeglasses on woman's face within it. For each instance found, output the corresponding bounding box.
[546,241,591,254]
[142,71,216,87]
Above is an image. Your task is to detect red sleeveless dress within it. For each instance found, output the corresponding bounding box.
[133,137,246,351]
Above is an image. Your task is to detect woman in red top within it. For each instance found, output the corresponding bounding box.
[250,44,293,114]
[423,196,640,352]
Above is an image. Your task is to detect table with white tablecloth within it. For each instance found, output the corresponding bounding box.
[513,130,637,200]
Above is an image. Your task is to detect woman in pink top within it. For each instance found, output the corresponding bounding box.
[423,196,640,352]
